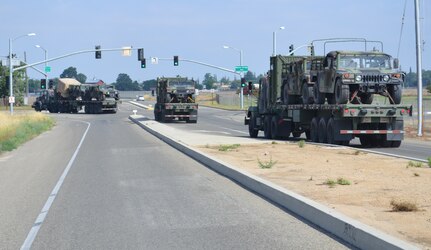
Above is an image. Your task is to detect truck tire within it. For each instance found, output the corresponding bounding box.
[391,140,402,148]
[318,117,328,143]
[292,131,302,138]
[334,79,349,104]
[388,85,402,104]
[313,82,325,104]
[359,136,371,147]
[310,117,319,142]
[271,116,279,139]
[248,115,258,138]
[263,116,272,139]
[326,118,335,144]
[360,93,374,104]
[301,82,314,104]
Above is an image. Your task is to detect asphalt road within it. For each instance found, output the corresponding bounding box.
[131,100,430,161]
[0,104,350,249]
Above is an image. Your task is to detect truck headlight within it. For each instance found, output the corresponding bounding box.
[383,75,390,82]
[355,75,362,82]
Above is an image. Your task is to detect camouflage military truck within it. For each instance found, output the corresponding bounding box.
[154,77,198,123]
[277,55,324,105]
[32,78,118,114]
[81,84,118,114]
[311,51,404,105]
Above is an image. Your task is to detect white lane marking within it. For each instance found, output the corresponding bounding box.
[224,128,249,135]
[21,121,91,250]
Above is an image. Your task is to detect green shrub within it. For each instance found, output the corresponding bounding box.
[258,156,277,169]
[218,144,240,152]
[298,140,305,148]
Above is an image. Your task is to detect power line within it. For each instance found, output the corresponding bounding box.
[397,0,408,58]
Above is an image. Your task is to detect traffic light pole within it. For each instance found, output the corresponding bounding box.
[14,47,138,71]
[156,57,240,75]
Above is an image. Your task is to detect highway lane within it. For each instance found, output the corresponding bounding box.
[4,106,350,249]
[129,101,430,161]
[0,117,89,248]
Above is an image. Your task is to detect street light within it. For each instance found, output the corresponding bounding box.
[9,32,36,115]
[223,45,244,109]
[273,26,285,56]
[35,44,48,91]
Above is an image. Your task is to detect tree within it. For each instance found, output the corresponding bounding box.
[76,73,87,83]
[244,71,257,82]
[114,73,140,90]
[60,67,78,78]
[220,76,230,84]
[202,73,217,89]
[427,84,431,94]
[142,79,157,91]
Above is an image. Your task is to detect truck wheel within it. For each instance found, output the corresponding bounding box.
[301,83,314,104]
[263,116,272,139]
[313,82,325,104]
[360,93,374,104]
[310,117,319,142]
[271,116,279,139]
[326,118,335,144]
[334,79,349,104]
[305,130,311,140]
[292,132,302,138]
[318,117,328,143]
[248,115,258,138]
[388,85,402,104]
[359,136,371,147]
[391,140,402,148]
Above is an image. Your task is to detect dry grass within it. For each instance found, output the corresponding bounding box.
[0,112,55,152]
[390,200,419,212]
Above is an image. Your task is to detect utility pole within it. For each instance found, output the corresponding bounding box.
[414,0,423,137]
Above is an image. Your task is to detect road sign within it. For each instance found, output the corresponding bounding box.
[151,57,159,64]
[235,66,248,72]
[45,66,51,73]
[9,96,15,104]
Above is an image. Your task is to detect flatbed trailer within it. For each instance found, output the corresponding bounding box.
[245,103,412,147]
[154,102,198,123]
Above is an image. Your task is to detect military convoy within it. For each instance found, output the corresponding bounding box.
[154,77,198,123]
[246,42,411,147]
[32,78,119,114]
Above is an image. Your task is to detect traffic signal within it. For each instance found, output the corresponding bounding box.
[141,58,146,68]
[241,78,246,88]
[310,45,315,56]
[95,45,101,59]
[49,79,54,89]
[248,81,253,91]
[289,44,294,55]
[138,48,144,61]
[174,56,179,66]
[41,79,47,89]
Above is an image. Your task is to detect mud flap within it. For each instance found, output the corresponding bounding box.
[333,119,353,141]
[386,119,404,141]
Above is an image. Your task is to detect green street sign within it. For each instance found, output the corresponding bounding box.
[45,66,51,73]
[235,66,248,72]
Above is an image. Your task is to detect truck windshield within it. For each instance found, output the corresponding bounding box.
[339,54,392,69]
[170,81,194,88]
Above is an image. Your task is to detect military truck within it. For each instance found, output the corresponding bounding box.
[276,55,324,105]
[32,78,118,114]
[245,54,411,148]
[154,77,198,123]
[312,50,404,105]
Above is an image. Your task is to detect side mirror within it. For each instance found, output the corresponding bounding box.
[323,58,329,68]
[394,58,399,69]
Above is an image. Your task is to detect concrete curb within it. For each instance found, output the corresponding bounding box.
[129,115,418,250]
[129,101,153,110]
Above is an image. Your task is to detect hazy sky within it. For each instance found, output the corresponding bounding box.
[0,0,429,84]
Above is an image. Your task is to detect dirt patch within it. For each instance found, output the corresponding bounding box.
[199,142,431,249]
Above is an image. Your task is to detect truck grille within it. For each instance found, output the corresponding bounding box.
[361,75,384,83]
